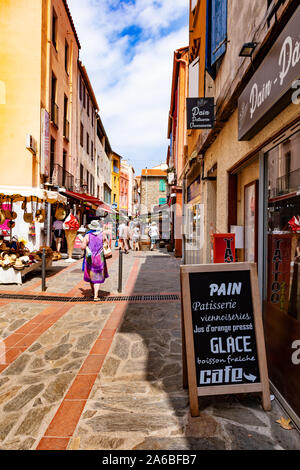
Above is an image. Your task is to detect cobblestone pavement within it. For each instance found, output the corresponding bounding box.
[0,248,299,450]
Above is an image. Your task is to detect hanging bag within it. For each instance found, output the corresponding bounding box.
[23,197,33,223]
[103,241,112,259]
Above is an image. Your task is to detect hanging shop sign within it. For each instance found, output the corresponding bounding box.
[213,233,236,263]
[187,176,200,203]
[180,263,271,416]
[187,98,215,130]
[238,7,300,140]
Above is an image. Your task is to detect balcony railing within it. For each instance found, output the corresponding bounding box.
[276,168,300,196]
[48,163,74,191]
[51,100,59,128]
[63,119,70,141]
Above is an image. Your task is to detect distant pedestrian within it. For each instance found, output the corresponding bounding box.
[121,221,130,254]
[118,221,126,251]
[132,224,141,251]
[81,220,109,301]
[149,221,159,251]
[128,217,135,250]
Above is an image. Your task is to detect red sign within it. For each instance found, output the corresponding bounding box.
[213,234,236,263]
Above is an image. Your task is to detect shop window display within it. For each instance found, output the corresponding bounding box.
[265,130,300,419]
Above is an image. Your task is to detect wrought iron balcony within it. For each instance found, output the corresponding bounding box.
[48,163,74,191]
[276,169,300,196]
[51,100,59,128]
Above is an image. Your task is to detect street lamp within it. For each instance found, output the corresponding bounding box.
[239,42,258,58]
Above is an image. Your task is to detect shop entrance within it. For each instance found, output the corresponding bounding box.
[228,157,259,263]
[263,128,300,424]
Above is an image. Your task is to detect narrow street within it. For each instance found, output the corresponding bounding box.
[0,248,299,451]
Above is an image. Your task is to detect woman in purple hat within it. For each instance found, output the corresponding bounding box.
[81,219,109,301]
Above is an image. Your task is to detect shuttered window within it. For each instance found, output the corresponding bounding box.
[159,179,166,192]
[188,57,199,97]
[206,0,228,78]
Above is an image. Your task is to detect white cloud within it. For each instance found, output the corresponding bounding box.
[68,0,188,173]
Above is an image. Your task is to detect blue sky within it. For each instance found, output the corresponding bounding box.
[67,0,189,175]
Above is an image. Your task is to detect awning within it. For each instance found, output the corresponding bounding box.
[63,190,117,214]
[0,186,67,204]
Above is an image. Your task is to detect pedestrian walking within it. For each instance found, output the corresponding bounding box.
[52,218,64,253]
[128,217,135,250]
[132,224,141,251]
[81,219,109,301]
[118,220,125,251]
[149,221,159,251]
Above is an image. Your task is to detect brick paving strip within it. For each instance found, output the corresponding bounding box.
[36,256,142,450]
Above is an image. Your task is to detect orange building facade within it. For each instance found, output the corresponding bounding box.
[167,47,189,257]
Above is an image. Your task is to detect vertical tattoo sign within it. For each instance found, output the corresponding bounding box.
[267,234,291,311]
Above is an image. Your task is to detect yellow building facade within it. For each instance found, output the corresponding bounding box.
[111,152,121,210]
[0,0,44,188]
[0,0,80,189]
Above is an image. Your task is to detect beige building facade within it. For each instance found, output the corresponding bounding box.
[185,0,300,426]
[76,61,99,196]
[46,0,80,191]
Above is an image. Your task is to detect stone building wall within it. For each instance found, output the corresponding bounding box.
[140,176,167,214]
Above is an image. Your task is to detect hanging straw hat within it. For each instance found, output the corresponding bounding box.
[55,206,67,221]
[8,220,15,229]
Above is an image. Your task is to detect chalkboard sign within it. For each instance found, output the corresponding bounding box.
[186,98,214,130]
[180,263,271,417]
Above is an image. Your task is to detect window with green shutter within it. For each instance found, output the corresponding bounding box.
[159,179,166,192]
[159,198,167,205]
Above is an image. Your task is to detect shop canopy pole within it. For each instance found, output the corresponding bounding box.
[41,248,46,292]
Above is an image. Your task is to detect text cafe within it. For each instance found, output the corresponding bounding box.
[237,6,300,426]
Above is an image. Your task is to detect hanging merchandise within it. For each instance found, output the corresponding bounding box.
[23,197,33,223]
[0,209,5,226]
[288,215,300,233]
[55,204,67,221]
[8,198,17,221]
[28,222,36,238]
[35,200,45,223]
